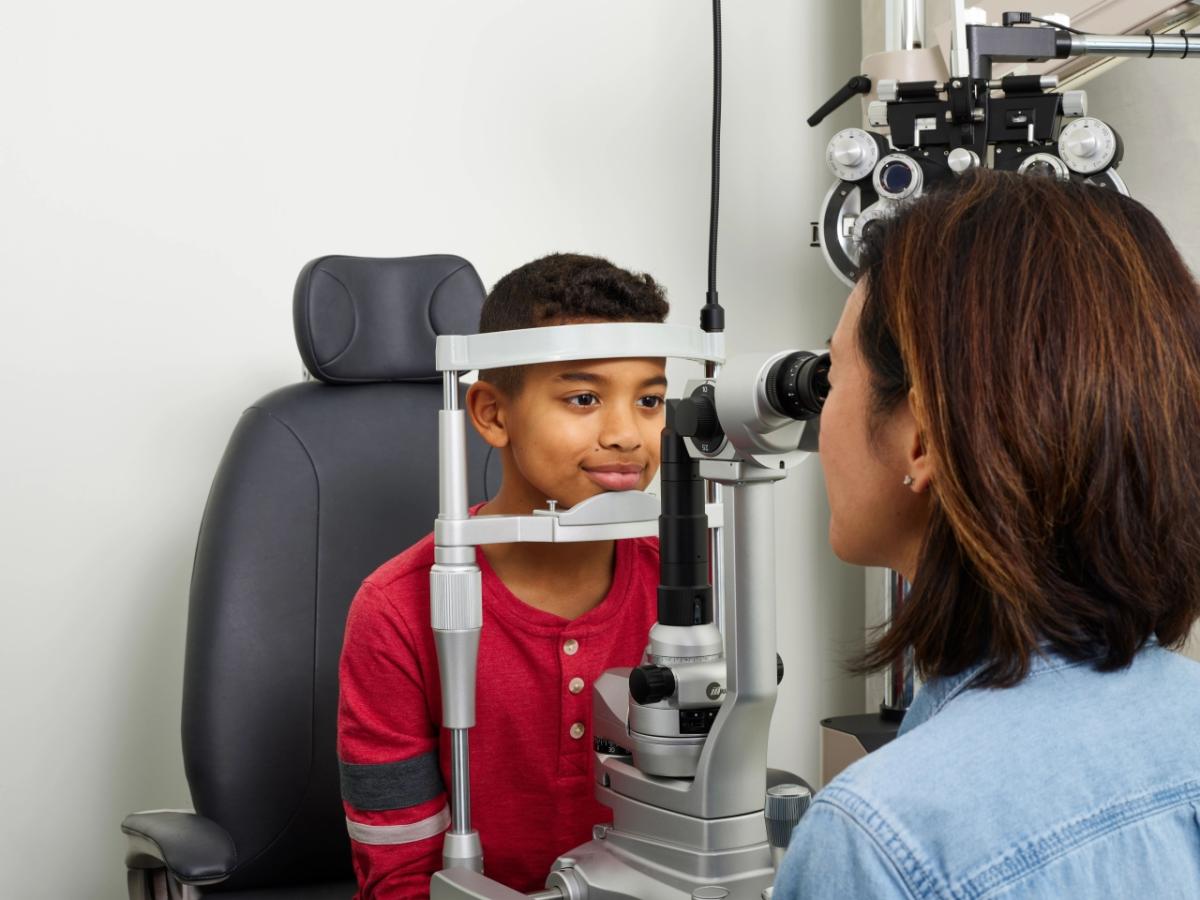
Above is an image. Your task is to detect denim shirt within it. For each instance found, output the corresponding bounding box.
[774,645,1200,899]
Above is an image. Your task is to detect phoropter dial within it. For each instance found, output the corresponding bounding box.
[826,128,884,183]
[630,664,676,705]
[1057,117,1122,175]
[673,382,725,455]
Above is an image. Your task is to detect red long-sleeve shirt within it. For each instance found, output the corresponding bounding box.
[337,529,660,899]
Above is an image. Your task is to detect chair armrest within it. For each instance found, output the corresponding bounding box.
[121,811,237,886]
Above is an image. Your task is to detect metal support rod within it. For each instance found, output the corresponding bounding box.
[438,386,470,522]
[987,75,1058,90]
[687,474,781,817]
[710,481,726,642]
[450,729,471,831]
[901,0,925,49]
[726,480,777,703]
[950,0,969,78]
[1070,32,1196,58]
[706,362,726,643]
[887,0,926,51]
[434,368,484,873]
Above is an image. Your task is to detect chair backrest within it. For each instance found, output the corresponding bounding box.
[181,255,492,891]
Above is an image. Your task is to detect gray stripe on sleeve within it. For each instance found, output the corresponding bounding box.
[339,752,446,812]
[345,806,451,845]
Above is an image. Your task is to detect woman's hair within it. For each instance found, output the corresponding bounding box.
[855,169,1200,687]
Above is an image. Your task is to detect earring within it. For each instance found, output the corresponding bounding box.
[902,475,915,487]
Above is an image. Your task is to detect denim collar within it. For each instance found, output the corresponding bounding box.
[898,647,1091,737]
[897,661,985,737]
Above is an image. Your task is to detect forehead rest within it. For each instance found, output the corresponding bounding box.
[293,254,485,384]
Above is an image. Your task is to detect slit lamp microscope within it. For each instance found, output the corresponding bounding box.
[428,322,828,900]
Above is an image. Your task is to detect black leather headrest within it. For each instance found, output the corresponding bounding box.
[293,254,485,384]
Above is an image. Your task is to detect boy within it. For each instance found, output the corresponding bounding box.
[337,253,670,898]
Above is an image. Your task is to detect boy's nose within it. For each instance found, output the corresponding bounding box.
[598,405,641,451]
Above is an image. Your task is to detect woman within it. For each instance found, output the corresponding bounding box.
[776,170,1200,898]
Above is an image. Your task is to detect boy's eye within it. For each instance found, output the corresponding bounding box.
[567,393,600,408]
[637,395,665,410]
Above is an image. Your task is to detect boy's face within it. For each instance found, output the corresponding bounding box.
[469,357,667,511]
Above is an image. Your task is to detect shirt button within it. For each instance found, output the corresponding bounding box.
[563,638,579,656]
[569,722,586,740]
[568,677,585,695]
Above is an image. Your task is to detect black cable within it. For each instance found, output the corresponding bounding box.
[701,0,725,337]
[1029,15,1085,35]
[483,444,494,502]
[707,0,721,299]
[1182,29,1192,60]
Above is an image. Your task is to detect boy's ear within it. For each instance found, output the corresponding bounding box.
[466,380,511,449]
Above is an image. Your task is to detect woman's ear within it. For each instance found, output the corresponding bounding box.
[905,386,934,494]
[466,380,510,449]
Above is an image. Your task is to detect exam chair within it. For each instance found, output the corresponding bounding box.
[122,255,493,899]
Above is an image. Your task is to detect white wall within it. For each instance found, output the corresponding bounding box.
[0,2,865,897]
[1085,58,1200,661]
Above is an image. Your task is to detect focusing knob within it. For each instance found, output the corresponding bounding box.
[764,783,813,850]
[673,383,725,454]
[675,395,719,441]
[629,664,676,705]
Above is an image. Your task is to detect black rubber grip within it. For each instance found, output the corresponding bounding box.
[657,427,713,627]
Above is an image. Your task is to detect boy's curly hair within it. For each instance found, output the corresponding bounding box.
[478,252,669,392]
